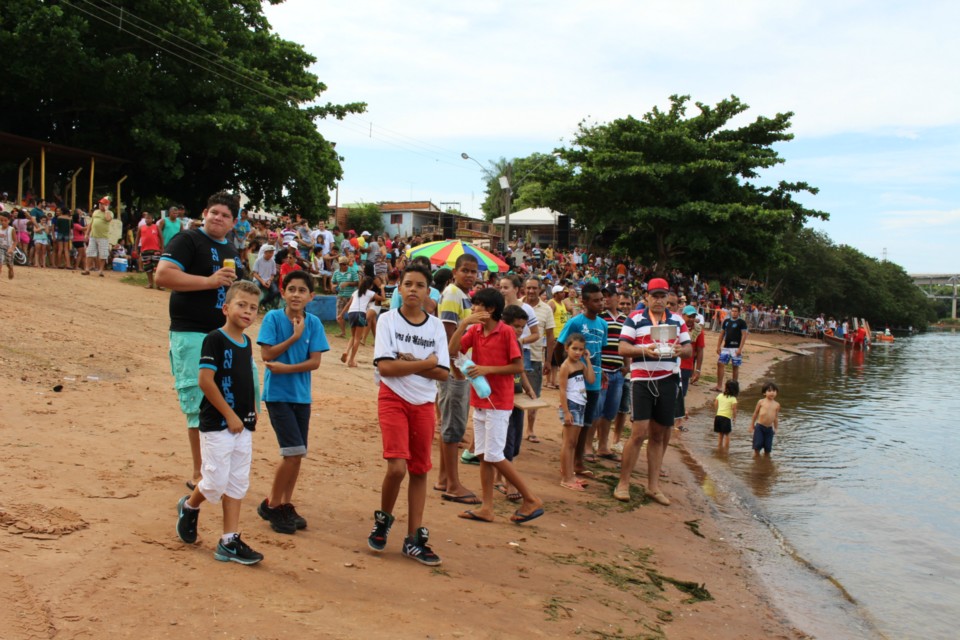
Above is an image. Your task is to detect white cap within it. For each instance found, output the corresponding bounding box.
[361,230,371,236]
[552,285,565,294]
[261,244,275,252]
[287,241,298,248]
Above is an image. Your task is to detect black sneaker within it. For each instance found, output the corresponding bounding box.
[283,504,307,530]
[257,498,296,534]
[367,510,394,552]
[214,534,263,565]
[176,495,199,544]
[402,527,442,566]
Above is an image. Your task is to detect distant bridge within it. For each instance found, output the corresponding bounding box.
[910,274,958,319]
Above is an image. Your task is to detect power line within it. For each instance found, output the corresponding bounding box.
[63,0,476,170]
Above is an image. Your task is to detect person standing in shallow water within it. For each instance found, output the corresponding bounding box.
[156,192,243,492]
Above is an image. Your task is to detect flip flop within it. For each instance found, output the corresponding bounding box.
[526,434,541,443]
[560,481,586,492]
[613,487,631,502]
[441,492,481,505]
[506,491,522,502]
[511,508,545,524]
[432,485,447,492]
[598,453,621,462]
[584,453,598,463]
[649,491,671,506]
[185,481,196,491]
[575,469,596,479]
[495,484,507,495]
[458,510,493,522]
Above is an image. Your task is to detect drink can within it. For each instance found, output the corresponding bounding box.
[223,258,236,270]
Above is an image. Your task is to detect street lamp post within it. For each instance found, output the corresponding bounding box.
[461,151,560,254]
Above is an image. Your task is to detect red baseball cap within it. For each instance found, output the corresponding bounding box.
[647,277,669,293]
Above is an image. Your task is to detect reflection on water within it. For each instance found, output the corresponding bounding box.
[685,333,960,640]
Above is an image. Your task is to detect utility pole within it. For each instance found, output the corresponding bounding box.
[501,164,512,253]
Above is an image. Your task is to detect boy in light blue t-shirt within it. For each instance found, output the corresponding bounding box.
[256,271,329,534]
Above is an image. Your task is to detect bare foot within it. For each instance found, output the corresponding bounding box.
[560,480,585,492]
[340,353,347,363]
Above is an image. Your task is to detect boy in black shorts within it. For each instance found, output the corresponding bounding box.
[175,281,263,565]
[256,271,329,533]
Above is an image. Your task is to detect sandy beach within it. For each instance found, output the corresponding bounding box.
[1,267,813,640]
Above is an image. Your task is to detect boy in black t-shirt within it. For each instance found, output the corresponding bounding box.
[714,303,749,392]
[176,281,263,565]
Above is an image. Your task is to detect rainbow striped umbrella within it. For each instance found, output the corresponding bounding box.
[406,240,508,272]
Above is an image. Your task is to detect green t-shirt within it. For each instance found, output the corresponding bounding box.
[332,266,359,298]
[90,209,113,239]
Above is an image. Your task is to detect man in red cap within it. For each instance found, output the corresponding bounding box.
[614,277,691,506]
[82,196,114,276]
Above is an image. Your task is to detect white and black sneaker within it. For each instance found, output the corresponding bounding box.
[402,527,442,566]
[214,533,263,565]
[176,495,199,544]
[367,510,394,552]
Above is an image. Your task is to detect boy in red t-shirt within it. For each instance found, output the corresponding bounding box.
[448,287,544,525]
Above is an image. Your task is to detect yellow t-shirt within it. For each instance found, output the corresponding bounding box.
[552,299,568,336]
[715,393,737,419]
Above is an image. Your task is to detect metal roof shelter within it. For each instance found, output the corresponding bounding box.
[0,132,128,212]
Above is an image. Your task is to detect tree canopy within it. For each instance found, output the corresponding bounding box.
[538,95,826,273]
[0,0,364,215]
[762,228,936,329]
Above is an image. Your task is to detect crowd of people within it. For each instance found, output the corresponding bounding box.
[137,191,789,568]
[5,190,789,567]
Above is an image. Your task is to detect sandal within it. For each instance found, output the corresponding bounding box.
[526,434,540,444]
[560,480,585,492]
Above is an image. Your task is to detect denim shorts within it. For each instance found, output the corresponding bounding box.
[266,401,310,456]
[559,400,586,427]
[718,348,742,367]
[598,369,624,421]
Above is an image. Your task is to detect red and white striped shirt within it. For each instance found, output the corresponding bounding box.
[620,309,690,381]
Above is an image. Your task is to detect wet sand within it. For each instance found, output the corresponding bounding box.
[0,267,812,639]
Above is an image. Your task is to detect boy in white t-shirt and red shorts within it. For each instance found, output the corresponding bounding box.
[368,264,450,566]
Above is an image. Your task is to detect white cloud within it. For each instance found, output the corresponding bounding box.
[267,0,960,141]
[879,208,960,230]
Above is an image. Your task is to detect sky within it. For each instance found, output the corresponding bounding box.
[262,0,959,274]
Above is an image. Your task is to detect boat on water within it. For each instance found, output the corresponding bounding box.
[822,318,872,350]
[874,331,895,343]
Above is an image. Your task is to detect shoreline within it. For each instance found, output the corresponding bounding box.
[2,268,815,639]
[675,334,884,640]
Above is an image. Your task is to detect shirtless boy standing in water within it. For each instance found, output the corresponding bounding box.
[751,381,781,457]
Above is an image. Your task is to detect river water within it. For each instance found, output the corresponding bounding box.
[683,332,960,640]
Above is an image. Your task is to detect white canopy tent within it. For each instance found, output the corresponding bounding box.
[491,207,565,226]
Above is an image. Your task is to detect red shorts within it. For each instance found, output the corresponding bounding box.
[377,383,435,475]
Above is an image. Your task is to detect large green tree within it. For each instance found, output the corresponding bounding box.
[0,0,364,215]
[543,95,826,273]
[764,227,936,329]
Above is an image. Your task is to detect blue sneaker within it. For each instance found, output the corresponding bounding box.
[367,510,394,552]
[176,495,199,544]
[214,534,263,565]
[402,527,442,566]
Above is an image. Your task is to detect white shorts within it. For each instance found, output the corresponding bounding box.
[87,237,111,259]
[197,429,253,503]
[472,408,511,464]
